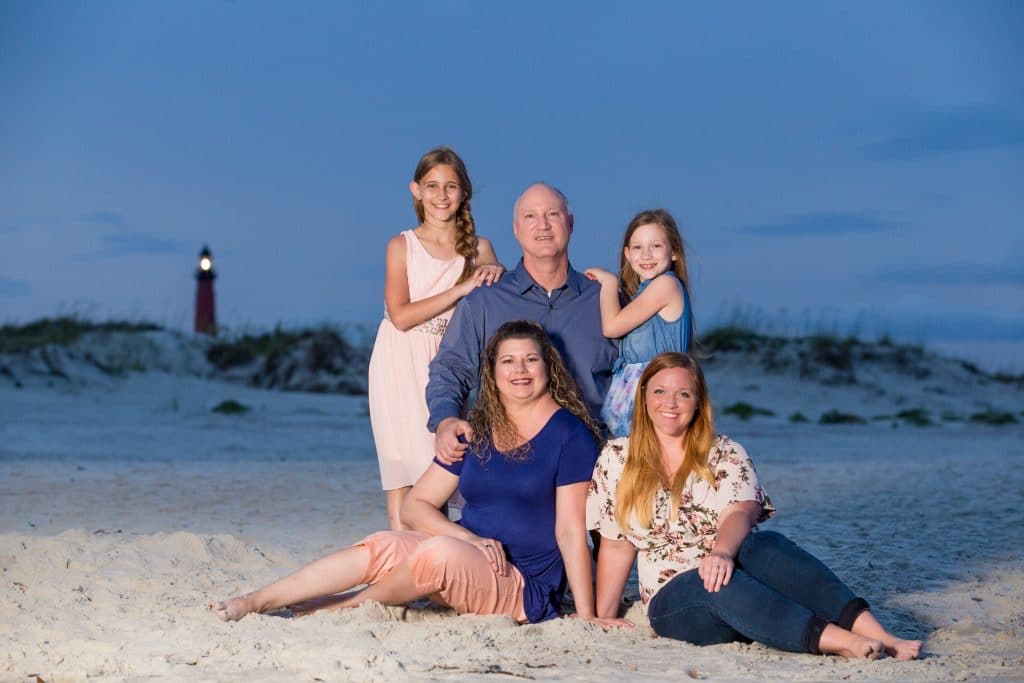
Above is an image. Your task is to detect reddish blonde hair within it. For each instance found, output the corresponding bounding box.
[615,352,716,529]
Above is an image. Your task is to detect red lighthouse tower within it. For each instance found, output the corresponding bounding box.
[194,245,217,335]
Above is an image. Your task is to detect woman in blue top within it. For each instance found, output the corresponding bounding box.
[212,321,624,626]
[586,209,695,436]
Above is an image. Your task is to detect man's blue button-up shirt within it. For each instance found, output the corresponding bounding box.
[426,259,617,431]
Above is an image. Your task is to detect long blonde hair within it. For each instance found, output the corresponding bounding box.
[468,320,600,461]
[412,146,478,285]
[615,352,716,529]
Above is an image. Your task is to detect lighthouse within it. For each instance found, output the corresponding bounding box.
[194,245,217,335]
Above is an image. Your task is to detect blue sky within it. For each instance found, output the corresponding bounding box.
[1,2,1021,369]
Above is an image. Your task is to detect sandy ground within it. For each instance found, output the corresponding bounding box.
[2,368,1023,682]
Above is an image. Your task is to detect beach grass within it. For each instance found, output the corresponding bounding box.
[968,407,1018,426]
[722,401,776,420]
[211,399,251,415]
[0,317,162,353]
[819,409,866,425]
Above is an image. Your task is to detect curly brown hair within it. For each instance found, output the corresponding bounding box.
[468,320,601,462]
[412,146,478,285]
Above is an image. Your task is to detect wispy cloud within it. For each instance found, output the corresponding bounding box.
[864,107,1024,162]
[737,211,893,236]
[81,211,126,227]
[0,277,31,297]
[75,210,192,258]
[96,233,192,257]
[879,262,1024,287]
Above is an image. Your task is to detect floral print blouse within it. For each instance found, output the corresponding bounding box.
[587,434,775,606]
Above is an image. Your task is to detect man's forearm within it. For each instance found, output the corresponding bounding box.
[425,299,481,431]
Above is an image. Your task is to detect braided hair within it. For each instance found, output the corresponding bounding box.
[412,146,479,284]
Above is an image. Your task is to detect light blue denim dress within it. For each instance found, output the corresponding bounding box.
[600,273,692,436]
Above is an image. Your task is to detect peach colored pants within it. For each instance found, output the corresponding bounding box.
[355,530,528,623]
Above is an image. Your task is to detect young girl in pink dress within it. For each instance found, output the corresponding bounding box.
[368,146,503,530]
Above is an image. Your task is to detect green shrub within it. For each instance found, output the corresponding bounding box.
[818,409,865,425]
[960,360,982,375]
[698,325,770,353]
[788,412,809,423]
[968,408,1018,426]
[205,325,365,377]
[895,408,933,427]
[722,401,775,420]
[206,327,306,369]
[212,399,250,415]
[807,334,856,372]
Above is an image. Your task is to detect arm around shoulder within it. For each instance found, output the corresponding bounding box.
[601,273,683,339]
[475,237,499,266]
[384,234,481,331]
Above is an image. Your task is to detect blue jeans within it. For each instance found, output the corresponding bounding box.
[647,531,868,653]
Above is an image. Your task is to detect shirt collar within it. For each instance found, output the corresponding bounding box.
[509,259,583,296]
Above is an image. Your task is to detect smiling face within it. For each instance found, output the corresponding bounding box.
[512,184,573,262]
[410,164,464,225]
[494,337,549,405]
[624,222,676,282]
[643,366,698,438]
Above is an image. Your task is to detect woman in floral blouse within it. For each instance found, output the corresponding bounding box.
[587,352,921,660]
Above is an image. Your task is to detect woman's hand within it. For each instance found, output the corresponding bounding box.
[470,537,507,576]
[583,267,617,288]
[699,550,735,593]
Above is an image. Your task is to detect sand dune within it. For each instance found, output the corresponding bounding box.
[2,335,1022,681]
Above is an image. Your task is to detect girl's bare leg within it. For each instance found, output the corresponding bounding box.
[290,559,433,616]
[817,624,885,659]
[288,589,366,616]
[851,610,922,660]
[385,487,411,531]
[211,545,372,621]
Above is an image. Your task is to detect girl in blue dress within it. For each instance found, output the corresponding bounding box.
[585,209,695,436]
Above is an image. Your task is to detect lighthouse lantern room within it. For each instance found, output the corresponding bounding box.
[194,245,217,335]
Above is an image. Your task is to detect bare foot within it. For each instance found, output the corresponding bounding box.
[819,624,886,659]
[842,636,885,660]
[209,594,257,622]
[849,610,921,661]
[886,637,922,661]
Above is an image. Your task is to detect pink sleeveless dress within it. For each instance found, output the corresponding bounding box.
[368,230,465,490]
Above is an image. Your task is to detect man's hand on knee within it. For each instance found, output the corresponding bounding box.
[434,418,473,465]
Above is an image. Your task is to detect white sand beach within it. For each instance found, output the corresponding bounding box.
[2,334,1023,681]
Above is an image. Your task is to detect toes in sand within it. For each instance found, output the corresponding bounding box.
[209,595,253,622]
[888,637,922,661]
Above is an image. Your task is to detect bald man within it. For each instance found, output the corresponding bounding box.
[427,182,616,461]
